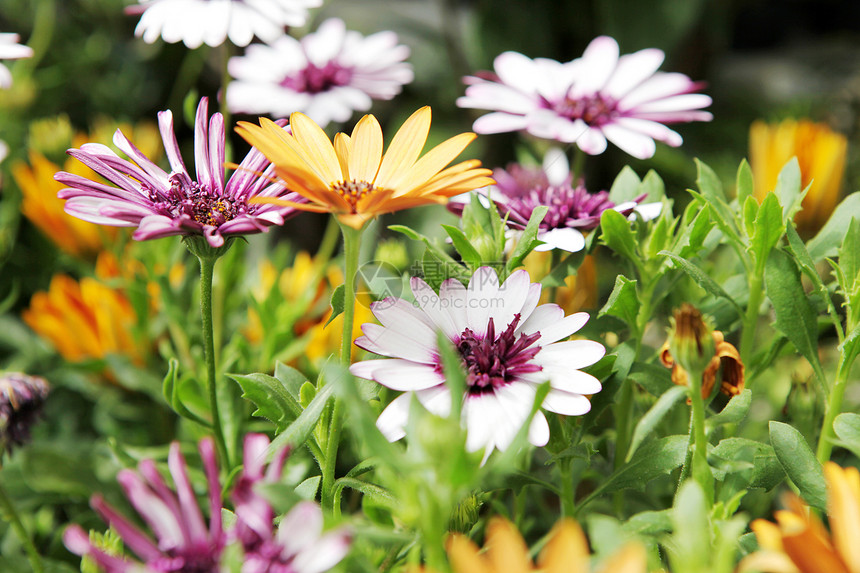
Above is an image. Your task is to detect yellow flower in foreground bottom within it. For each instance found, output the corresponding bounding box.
[749,119,847,236]
[739,462,860,573]
[237,106,495,229]
[446,517,647,573]
[22,252,142,367]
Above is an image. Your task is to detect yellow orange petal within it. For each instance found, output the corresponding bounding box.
[446,533,492,573]
[374,106,431,190]
[396,132,478,196]
[538,518,590,573]
[288,112,343,183]
[825,463,860,573]
[485,518,532,573]
[334,132,352,181]
[595,543,647,573]
[348,114,383,184]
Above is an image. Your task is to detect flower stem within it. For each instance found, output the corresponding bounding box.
[687,366,713,505]
[0,480,43,573]
[559,458,576,517]
[817,354,855,463]
[321,221,362,512]
[739,271,764,369]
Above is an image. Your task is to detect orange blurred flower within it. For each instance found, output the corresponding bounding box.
[446,516,648,573]
[22,252,144,368]
[237,107,494,229]
[739,462,860,573]
[750,119,847,236]
[524,251,598,312]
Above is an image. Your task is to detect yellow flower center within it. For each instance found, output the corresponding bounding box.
[332,179,376,211]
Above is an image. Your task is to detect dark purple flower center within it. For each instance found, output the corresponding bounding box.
[280,61,353,94]
[503,184,616,232]
[149,550,220,573]
[455,314,542,394]
[147,173,250,227]
[550,93,618,126]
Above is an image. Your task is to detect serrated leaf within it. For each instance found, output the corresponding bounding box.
[706,389,751,428]
[742,195,758,238]
[268,383,334,454]
[750,192,785,270]
[442,224,483,268]
[274,362,308,401]
[765,249,828,391]
[736,159,754,205]
[229,372,301,431]
[608,165,642,203]
[600,208,639,262]
[673,202,713,259]
[807,192,860,261]
[627,361,674,397]
[324,284,344,327]
[295,476,321,500]
[692,159,742,246]
[838,217,860,292]
[506,205,548,272]
[710,437,778,485]
[598,275,639,330]
[644,209,673,258]
[626,386,687,461]
[833,412,860,459]
[659,251,744,317]
[786,224,828,295]
[769,421,827,510]
[594,435,687,495]
[773,157,803,220]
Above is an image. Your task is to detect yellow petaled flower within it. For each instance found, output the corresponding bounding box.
[237,107,495,229]
[446,517,648,573]
[13,149,116,258]
[739,462,860,573]
[22,252,143,368]
[749,119,847,236]
[524,251,598,311]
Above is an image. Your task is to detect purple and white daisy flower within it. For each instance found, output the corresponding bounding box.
[457,36,713,159]
[0,33,33,89]
[63,439,225,572]
[126,0,322,49]
[450,148,660,253]
[55,97,302,248]
[226,18,413,128]
[231,434,351,573]
[350,267,606,459]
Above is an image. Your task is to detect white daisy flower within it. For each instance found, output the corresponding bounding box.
[126,0,322,49]
[0,33,33,89]
[226,18,413,127]
[349,266,606,460]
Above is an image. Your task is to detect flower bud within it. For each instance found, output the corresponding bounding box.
[668,304,716,378]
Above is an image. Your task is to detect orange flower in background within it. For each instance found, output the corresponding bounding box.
[749,119,847,236]
[446,516,648,573]
[524,251,598,312]
[22,252,143,368]
[237,106,495,229]
[739,462,860,573]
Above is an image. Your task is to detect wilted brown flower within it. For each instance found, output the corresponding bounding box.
[661,328,744,401]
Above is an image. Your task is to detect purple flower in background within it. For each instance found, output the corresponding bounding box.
[232,434,351,573]
[63,439,224,572]
[451,149,661,253]
[350,267,605,461]
[55,97,301,248]
[457,36,712,159]
[0,33,33,89]
[126,0,322,49]
[226,18,413,128]
[0,372,49,454]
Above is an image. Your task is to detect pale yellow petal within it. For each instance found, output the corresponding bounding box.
[751,519,787,552]
[446,534,492,573]
[348,114,383,184]
[595,543,647,573]
[395,132,478,196]
[737,551,802,573]
[288,112,343,183]
[538,519,590,573]
[825,463,860,573]
[374,106,431,190]
[485,518,532,573]
[334,132,352,181]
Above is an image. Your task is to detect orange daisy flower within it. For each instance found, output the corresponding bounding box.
[236,106,494,229]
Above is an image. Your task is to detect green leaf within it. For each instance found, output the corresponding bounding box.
[640,169,666,202]
[597,275,640,330]
[833,412,860,459]
[659,251,744,317]
[769,421,827,510]
[268,382,334,454]
[229,372,302,431]
[807,192,860,261]
[324,284,344,327]
[838,217,860,292]
[710,437,779,486]
[706,389,752,428]
[735,159,754,206]
[742,195,758,239]
[691,159,742,247]
[765,249,828,391]
[626,386,687,461]
[643,207,673,259]
[773,157,803,221]
[672,202,713,259]
[608,165,642,203]
[627,361,674,397]
[599,208,639,262]
[750,192,785,270]
[786,223,829,296]
[670,481,711,571]
[442,224,483,268]
[591,435,687,496]
[333,477,395,508]
[161,358,210,427]
[274,362,308,401]
[295,476,321,500]
[506,205,548,272]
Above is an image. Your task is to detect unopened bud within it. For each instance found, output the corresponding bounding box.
[668,304,715,379]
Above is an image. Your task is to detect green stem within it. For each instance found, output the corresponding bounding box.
[739,271,764,368]
[559,458,576,517]
[0,481,43,573]
[687,366,713,506]
[570,147,586,183]
[321,221,363,512]
[547,248,563,305]
[816,354,855,463]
